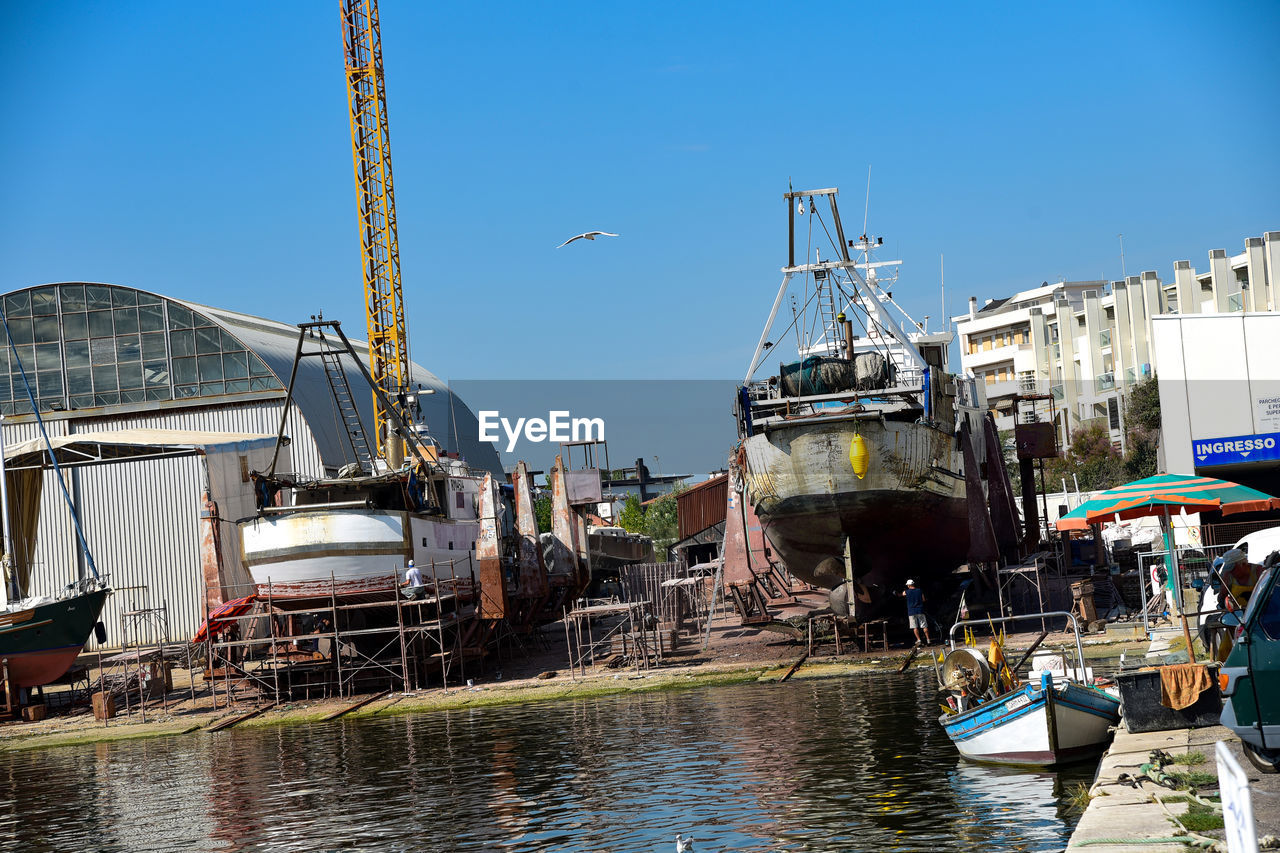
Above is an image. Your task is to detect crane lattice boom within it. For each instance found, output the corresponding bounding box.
[341,0,409,464]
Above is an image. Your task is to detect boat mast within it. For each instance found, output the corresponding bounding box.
[1,313,101,589]
[0,414,11,606]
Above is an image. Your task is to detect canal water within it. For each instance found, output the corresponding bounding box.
[0,669,1095,851]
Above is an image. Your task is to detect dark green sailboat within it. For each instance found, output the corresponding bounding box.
[2,312,111,694]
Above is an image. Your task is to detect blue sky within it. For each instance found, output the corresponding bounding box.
[4,0,1278,393]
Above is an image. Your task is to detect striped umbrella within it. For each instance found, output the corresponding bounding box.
[1055,473,1279,665]
[1055,474,1280,531]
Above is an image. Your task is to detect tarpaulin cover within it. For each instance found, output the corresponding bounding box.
[192,595,258,643]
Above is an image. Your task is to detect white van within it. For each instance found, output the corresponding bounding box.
[1236,525,1280,565]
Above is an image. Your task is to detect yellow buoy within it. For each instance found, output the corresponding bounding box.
[849,433,869,479]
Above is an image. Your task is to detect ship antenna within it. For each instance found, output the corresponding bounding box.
[862,165,872,241]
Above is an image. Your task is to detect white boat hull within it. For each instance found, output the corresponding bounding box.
[239,509,479,602]
[942,680,1121,766]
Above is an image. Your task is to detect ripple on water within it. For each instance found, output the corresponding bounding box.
[0,669,1095,852]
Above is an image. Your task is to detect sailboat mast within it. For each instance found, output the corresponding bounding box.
[0,414,12,605]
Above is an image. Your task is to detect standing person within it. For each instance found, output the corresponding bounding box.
[897,579,932,646]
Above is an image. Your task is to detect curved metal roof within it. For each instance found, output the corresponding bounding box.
[1,282,502,477]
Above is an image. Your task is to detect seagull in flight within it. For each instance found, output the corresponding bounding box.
[556,230,619,248]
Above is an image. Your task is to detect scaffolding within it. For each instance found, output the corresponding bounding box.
[93,584,197,721]
[201,557,493,708]
[563,599,659,678]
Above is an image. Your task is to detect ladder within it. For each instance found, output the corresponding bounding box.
[317,334,376,472]
[815,273,842,356]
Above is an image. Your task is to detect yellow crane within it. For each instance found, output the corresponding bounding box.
[340,0,411,467]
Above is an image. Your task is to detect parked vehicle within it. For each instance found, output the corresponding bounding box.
[1236,525,1280,566]
[1220,550,1280,773]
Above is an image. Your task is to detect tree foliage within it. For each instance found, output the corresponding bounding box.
[612,485,686,552]
[1122,376,1161,481]
[616,495,646,533]
[1044,421,1125,492]
[534,494,551,534]
[1039,376,1163,493]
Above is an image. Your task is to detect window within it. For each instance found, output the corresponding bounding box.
[0,284,281,415]
[1255,572,1280,640]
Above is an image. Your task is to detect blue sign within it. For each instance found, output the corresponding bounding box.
[1193,431,1280,467]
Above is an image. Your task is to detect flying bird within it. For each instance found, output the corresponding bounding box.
[556,230,620,248]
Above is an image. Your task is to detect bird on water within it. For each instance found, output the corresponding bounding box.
[675,833,695,852]
[555,230,620,248]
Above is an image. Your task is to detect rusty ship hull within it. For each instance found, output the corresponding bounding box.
[740,411,970,594]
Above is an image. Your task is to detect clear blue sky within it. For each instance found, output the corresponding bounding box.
[4,0,1278,388]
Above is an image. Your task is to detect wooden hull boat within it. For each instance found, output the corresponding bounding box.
[942,675,1120,766]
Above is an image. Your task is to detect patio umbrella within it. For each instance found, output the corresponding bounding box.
[1054,474,1280,530]
[192,594,258,644]
[1055,474,1280,663]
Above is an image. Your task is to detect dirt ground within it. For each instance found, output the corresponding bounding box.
[0,611,1147,753]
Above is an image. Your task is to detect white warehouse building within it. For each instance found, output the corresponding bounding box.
[1,281,502,648]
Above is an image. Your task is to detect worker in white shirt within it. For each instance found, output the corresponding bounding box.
[401,559,424,589]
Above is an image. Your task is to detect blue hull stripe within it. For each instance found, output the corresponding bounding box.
[943,684,1119,742]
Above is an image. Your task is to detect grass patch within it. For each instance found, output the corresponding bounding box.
[1169,751,1206,766]
[1065,782,1095,813]
[1178,800,1224,832]
[1168,769,1218,790]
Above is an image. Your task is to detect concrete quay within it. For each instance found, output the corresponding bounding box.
[1068,723,1280,851]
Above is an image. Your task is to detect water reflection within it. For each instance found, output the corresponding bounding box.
[0,670,1092,852]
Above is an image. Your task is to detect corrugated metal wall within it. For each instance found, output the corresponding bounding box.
[676,476,729,541]
[3,399,324,649]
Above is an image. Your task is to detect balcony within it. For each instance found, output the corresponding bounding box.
[1228,292,1244,312]
[1095,372,1115,393]
[986,379,1023,399]
[1051,342,1061,359]
[1051,383,1064,401]
[1099,329,1111,349]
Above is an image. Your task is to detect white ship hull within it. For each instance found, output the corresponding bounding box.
[942,680,1121,766]
[240,508,479,603]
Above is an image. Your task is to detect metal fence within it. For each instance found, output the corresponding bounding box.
[1136,542,1235,634]
[615,561,714,632]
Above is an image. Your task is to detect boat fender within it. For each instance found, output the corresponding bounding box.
[94,621,107,644]
[849,434,870,480]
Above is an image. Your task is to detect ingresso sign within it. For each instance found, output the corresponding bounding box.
[1193,431,1280,468]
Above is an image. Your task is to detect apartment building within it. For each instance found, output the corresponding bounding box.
[954,231,1279,453]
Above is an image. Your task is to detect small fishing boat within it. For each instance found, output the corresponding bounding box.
[938,612,1120,766]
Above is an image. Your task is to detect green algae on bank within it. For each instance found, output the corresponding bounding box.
[0,635,1144,753]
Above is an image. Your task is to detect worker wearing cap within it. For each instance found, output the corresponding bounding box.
[897,579,932,646]
[401,559,424,589]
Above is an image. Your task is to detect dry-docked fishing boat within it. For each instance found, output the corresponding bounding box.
[239,464,484,605]
[938,612,1121,766]
[238,322,486,606]
[733,186,986,615]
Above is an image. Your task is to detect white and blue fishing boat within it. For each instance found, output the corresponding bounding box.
[938,612,1120,767]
